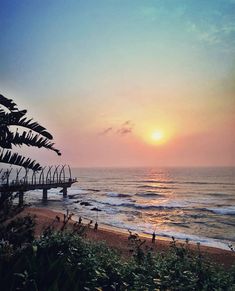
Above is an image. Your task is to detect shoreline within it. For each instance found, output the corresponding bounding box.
[27,201,233,251]
[19,206,235,269]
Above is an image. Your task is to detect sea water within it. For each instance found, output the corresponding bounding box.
[26,167,235,250]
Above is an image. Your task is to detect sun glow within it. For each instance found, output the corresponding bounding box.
[151,131,163,141]
[150,130,165,145]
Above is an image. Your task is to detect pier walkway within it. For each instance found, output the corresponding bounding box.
[0,166,77,205]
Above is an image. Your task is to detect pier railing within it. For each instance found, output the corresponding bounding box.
[0,177,77,190]
[0,165,77,204]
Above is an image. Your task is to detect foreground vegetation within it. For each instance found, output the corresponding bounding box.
[0,213,234,291]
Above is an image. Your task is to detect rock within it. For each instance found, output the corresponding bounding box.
[91,207,101,212]
[80,201,92,206]
[68,194,80,199]
[86,189,100,192]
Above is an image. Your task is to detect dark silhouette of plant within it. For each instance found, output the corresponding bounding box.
[0,214,35,249]
[0,231,234,290]
[0,94,61,171]
[41,210,86,237]
[128,230,146,264]
[0,94,61,247]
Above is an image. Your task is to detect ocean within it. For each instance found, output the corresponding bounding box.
[26,167,235,250]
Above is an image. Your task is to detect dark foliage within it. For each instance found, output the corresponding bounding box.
[0,150,41,171]
[0,214,35,248]
[0,94,61,248]
[0,94,61,171]
[0,230,234,291]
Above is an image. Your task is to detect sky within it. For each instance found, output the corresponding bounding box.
[0,0,235,167]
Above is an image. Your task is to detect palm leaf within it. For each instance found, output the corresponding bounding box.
[6,130,61,155]
[2,110,27,123]
[1,111,53,140]
[15,117,53,139]
[0,127,11,148]
[0,94,61,170]
[0,94,53,139]
[0,94,18,111]
[0,149,42,171]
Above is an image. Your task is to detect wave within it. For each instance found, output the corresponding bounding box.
[138,180,177,184]
[206,192,228,197]
[206,207,235,215]
[186,181,234,185]
[144,231,232,249]
[67,189,88,195]
[106,192,130,198]
[135,192,164,198]
[137,185,172,190]
[221,221,235,227]
[168,222,189,228]
[106,221,230,250]
[85,188,101,192]
[98,200,183,211]
[95,198,235,217]
[137,180,234,186]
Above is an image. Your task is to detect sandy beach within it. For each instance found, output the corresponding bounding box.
[18,206,235,269]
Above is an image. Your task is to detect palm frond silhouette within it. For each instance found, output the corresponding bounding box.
[0,94,61,171]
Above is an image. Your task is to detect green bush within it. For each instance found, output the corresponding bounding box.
[0,214,35,249]
[0,229,234,291]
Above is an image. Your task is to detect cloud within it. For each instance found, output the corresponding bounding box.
[99,120,134,137]
[99,127,113,135]
[121,120,132,126]
[117,120,134,136]
[184,1,235,48]
[117,127,132,135]
[186,21,235,45]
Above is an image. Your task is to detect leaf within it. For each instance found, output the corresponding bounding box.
[0,94,18,111]
[16,117,53,139]
[6,130,61,155]
[0,94,61,169]
[0,149,42,171]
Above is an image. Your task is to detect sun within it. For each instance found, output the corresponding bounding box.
[140,126,170,145]
[150,130,165,144]
[151,131,163,141]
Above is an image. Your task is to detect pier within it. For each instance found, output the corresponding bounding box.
[0,166,77,205]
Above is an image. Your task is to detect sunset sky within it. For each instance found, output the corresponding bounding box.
[1,0,235,167]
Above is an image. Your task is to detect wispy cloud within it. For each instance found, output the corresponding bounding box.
[99,120,134,137]
[117,127,132,135]
[187,21,235,45]
[117,120,134,136]
[99,127,113,135]
[122,120,132,126]
[138,1,235,48]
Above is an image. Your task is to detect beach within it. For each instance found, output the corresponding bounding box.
[25,167,235,251]
[20,206,235,269]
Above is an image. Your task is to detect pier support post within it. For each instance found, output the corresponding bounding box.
[19,191,24,206]
[63,187,67,198]
[43,189,48,201]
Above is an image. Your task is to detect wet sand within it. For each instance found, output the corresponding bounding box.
[19,207,235,269]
